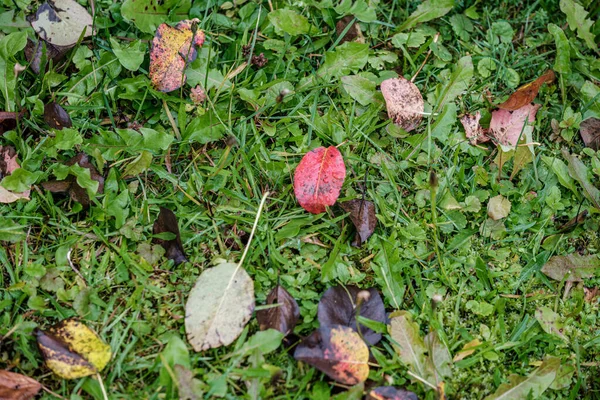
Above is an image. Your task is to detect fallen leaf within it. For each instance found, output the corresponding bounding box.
[152,207,188,265]
[174,364,202,400]
[149,19,206,92]
[44,102,72,130]
[483,356,560,400]
[498,70,555,111]
[0,370,42,400]
[487,195,511,220]
[336,16,364,44]
[366,386,418,400]
[185,262,254,351]
[535,306,567,341]
[340,199,376,246]
[489,104,540,150]
[293,146,346,214]
[36,319,112,379]
[389,311,427,380]
[381,77,424,132]
[424,330,452,385]
[190,85,206,104]
[30,0,93,47]
[0,146,30,203]
[453,338,481,362]
[256,284,300,336]
[24,38,68,74]
[294,325,369,385]
[460,111,489,145]
[579,117,600,150]
[561,148,600,209]
[317,285,386,346]
[541,254,600,283]
[584,287,600,303]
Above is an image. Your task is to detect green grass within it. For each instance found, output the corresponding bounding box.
[1,0,600,398]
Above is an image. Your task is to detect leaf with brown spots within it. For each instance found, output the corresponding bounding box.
[30,0,93,47]
[0,146,30,203]
[0,370,42,400]
[460,111,489,145]
[152,207,188,265]
[44,102,72,130]
[381,77,424,132]
[366,387,418,400]
[488,104,540,150]
[340,199,376,246]
[294,325,369,385]
[541,254,600,283]
[498,70,555,111]
[149,19,206,92]
[256,284,300,336]
[579,117,600,150]
[293,146,346,214]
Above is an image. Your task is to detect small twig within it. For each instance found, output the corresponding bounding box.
[162,99,181,140]
[67,249,87,287]
[96,373,109,400]
[411,33,440,83]
[237,191,270,268]
[42,385,68,400]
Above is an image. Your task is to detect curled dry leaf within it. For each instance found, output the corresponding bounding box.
[185,262,255,351]
[317,285,386,346]
[29,0,93,47]
[541,254,600,283]
[381,77,424,132]
[149,19,206,92]
[489,104,540,149]
[256,284,300,336]
[44,102,72,130]
[294,325,369,385]
[293,146,346,214]
[366,387,418,400]
[0,146,30,203]
[340,199,377,247]
[498,70,555,111]
[460,111,489,145]
[152,207,188,265]
[336,16,364,44]
[24,38,69,74]
[36,319,112,379]
[0,369,42,400]
[579,117,600,150]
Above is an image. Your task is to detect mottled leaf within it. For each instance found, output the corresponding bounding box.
[317,285,386,346]
[561,148,600,209]
[487,195,511,220]
[340,199,376,246]
[461,111,489,145]
[0,146,29,203]
[294,325,369,385]
[44,102,72,130]
[541,254,600,282]
[293,146,346,214]
[30,0,93,47]
[24,38,69,74]
[152,207,188,265]
[366,387,418,400]
[579,118,600,150]
[256,285,300,336]
[0,370,42,400]
[483,356,561,400]
[381,77,424,132]
[535,306,567,341]
[36,319,112,379]
[498,70,555,111]
[149,19,206,92]
[489,104,540,150]
[185,262,255,351]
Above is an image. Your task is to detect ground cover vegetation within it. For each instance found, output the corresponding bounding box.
[1,0,600,398]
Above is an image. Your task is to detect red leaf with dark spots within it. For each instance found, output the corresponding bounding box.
[293,146,346,214]
[340,199,376,246]
[294,325,369,385]
[256,285,300,336]
[317,285,386,346]
[366,387,418,400]
[153,207,188,265]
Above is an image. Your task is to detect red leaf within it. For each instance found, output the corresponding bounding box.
[497,70,555,111]
[489,104,540,148]
[293,146,346,214]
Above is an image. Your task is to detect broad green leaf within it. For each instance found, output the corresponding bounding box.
[318,42,369,80]
[184,111,226,143]
[0,217,26,242]
[547,24,571,74]
[140,128,174,152]
[424,331,452,386]
[398,0,454,31]
[123,150,153,177]
[391,31,427,48]
[240,329,284,355]
[389,311,427,380]
[559,0,597,51]
[371,235,404,310]
[434,56,473,112]
[335,0,376,23]
[0,31,27,111]
[268,9,312,36]
[0,169,42,193]
[341,75,376,106]
[484,356,561,400]
[541,254,600,282]
[185,262,255,351]
[159,335,190,395]
[110,38,146,71]
[579,81,600,119]
[186,50,232,90]
[430,103,457,142]
[121,0,192,33]
[541,156,578,194]
[561,149,600,209]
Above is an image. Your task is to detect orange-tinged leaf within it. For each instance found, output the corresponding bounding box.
[294,325,369,385]
[293,146,346,214]
[149,19,206,92]
[498,70,555,111]
[0,370,42,400]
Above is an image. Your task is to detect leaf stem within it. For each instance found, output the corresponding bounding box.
[96,373,108,400]
[237,191,270,268]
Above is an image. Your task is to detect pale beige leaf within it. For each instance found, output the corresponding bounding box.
[487,195,511,220]
[30,0,93,47]
[381,77,424,132]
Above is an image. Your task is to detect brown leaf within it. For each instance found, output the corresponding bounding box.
[340,199,376,247]
[152,207,188,265]
[381,77,424,132]
[541,254,600,283]
[0,146,30,203]
[44,102,72,130]
[579,117,600,150]
[174,364,201,400]
[24,38,69,74]
[256,285,300,336]
[0,370,42,400]
[497,70,555,111]
[584,287,600,303]
[460,111,490,145]
[335,16,364,44]
[41,180,72,193]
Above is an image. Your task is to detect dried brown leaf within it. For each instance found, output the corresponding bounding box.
[580,117,600,150]
[460,111,490,145]
[256,285,300,336]
[340,199,376,247]
[335,16,364,44]
[0,369,42,400]
[498,70,555,111]
[44,102,72,130]
[152,207,188,265]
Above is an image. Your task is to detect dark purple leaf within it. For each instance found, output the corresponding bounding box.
[318,285,386,346]
[44,102,72,130]
[580,117,600,150]
[153,207,187,265]
[256,285,299,336]
[340,199,376,247]
[366,386,418,400]
[24,38,69,74]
